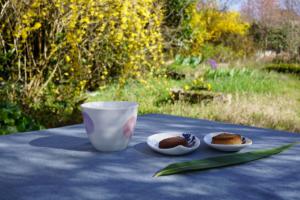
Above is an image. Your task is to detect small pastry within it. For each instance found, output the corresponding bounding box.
[159,136,188,149]
[212,133,242,145]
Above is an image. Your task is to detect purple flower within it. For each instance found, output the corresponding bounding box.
[208,59,217,70]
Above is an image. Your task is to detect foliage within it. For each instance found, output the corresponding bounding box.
[220,33,256,58]
[200,43,247,62]
[163,0,190,28]
[0,102,43,135]
[161,1,250,58]
[242,0,300,56]
[88,76,181,113]
[183,3,249,56]
[0,0,299,134]
[173,55,202,67]
[0,0,164,127]
[204,68,255,79]
[265,63,300,75]
[272,54,300,64]
[249,23,288,53]
[184,76,211,91]
[204,68,281,94]
[166,55,202,77]
[161,0,192,57]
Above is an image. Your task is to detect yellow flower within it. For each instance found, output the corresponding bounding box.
[207,83,212,91]
[186,4,248,55]
[100,86,106,90]
[98,14,104,19]
[133,66,139,70]
[65,55,71,63]
[139,79,147,85]
[184,85,190,91]
[115,32,123,41]
[33,22,42,30]
[21,29,28,40]
[80,80,86,86]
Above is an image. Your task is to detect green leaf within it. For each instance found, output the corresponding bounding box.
[190,57,201,67]
[154,143,299,177]
[182,57,191,65]
[4,118,15,125]
[6,126,18,134]
[174,55,184,64]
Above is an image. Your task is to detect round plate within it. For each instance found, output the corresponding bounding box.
[147,132,200,155]
[203,132,252,152]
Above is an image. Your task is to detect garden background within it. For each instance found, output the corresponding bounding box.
[1,0,300,135]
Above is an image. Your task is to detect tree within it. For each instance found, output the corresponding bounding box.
[242,0,300,55]
[241,0,281,26]
[281,0,300,15]
[280,0,300,56]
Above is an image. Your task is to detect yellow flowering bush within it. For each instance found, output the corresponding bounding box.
[182,3,249,56]
[184,76,211,92]
[0,0,164,126]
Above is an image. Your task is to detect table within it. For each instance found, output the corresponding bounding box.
[1,114,300,200]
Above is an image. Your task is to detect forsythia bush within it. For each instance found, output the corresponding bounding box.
[183,2,249,56]
[0,0,164,127]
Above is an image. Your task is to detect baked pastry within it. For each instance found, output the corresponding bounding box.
[159,136,188,149]
[212,133,242,145]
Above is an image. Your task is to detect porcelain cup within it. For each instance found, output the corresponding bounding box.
[80,101,138,151]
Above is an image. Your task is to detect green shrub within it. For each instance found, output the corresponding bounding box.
[173,55,202,67]
[272,54,300,64]
[0,0,164,128]
[200,44,216,61]
[0,102,43,135]
[201,43,243,62]
[184,76,211,91]
[162,1,250,58]
[182,3,249,56]
[163,0,190,28]
[166,55,202,76]
[265,64,300,75]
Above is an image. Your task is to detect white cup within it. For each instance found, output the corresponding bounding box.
[80,101,138,151]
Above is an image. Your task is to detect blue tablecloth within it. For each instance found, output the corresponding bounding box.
[1,114,300,200]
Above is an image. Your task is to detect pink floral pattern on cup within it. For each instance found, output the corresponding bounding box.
[123,116,137,138]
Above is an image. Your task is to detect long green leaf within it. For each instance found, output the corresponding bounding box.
[154,142,299,177]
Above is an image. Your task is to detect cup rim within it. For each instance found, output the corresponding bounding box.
[80,101,138,110]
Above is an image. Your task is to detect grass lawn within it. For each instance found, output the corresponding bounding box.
[88,64,300,133]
